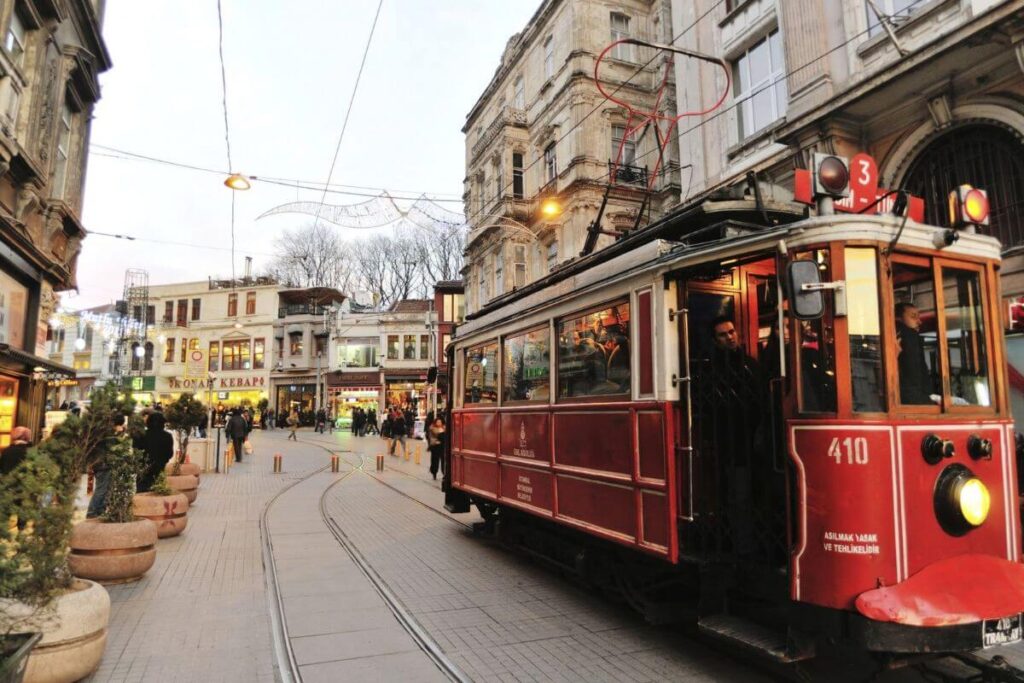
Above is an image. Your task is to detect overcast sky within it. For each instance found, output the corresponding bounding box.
[70,1,537,309]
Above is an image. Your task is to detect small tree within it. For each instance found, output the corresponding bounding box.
[164,393,206,475]
[100,437,144,524]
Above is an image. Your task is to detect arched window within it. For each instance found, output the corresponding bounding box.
[130,342,140,371]
[902,124,1024,249]
[144,342,154,371]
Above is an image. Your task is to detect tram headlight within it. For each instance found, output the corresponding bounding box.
[934,464,991,536]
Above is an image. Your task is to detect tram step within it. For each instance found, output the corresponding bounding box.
[697,614,813,663]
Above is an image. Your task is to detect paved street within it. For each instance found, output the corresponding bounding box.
[84,429,1016,682]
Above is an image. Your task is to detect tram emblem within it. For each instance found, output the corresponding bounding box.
[514,420,535,459]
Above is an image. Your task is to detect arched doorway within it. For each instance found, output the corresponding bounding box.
[902,124,1024,249]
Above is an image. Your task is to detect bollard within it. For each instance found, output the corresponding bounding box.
[331,455,339,473]
[273,453,282,473]
[414,443,421,465]
[404,443,410,461]
[376,454,384,472]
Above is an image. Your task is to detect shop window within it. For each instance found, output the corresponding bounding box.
[387,335,399,360]
[845,248,885,412]
[246,291,256,315]
[223,340,251,371]
[191,298,201,321]
[227,293,238,317]
[164,337,176,363]
[464,341,499,404]
[163,301,173,323]
[289,332,303,355]
[403,334,416,360]
[0,271,28,351]
[176,299,187,326]
[253,338,265,369]
[503,327,550,402]
[733,30,787,140]
[941,267,991,407]
[796,250,837,413]
[209,341,220,372]
[512,153,524,199]
[420,335,429,360]
[557,303,631,398]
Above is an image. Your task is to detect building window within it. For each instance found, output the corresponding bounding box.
[420,335,429,360]
[543,36,554,80]
[513,76,525,110]
[180,337,187,363]
[494,249,504,296]
[209,341,219,371]
[227,293,238,317]
[275,337,283,362]
[246,291,256,315]
[441,333,451,357]
[512,152,524,199]
[387,335,399,360]
[514,245,527,288]
[547,241,558,272]
[4,11,25,68]
[403,334,416,360]
[143,342,154,372]
[51,104,72,199]
[611,124,636,166]
[146,305,155,325]
[734,29,787,140]
[494,156,503,201]
[315,335,327,357]
[289,331,303,355]
[544,143,557,184]
[176,299,187,326]
[130,342,140,371]
[223,339,251,371]
[164,337,176,363]
[479,261,489,304]
[191,298,201,321]
[73,358,90,370]
[339,338,378,367]
[163,301,173,323]
[867,0,920,37]
[253,338,265,369]
[442,294,465,323]
[610,13,632,62]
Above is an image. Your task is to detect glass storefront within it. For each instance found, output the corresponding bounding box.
[385,379,427,419]
[0,375,17,448]
[327,387,379,427]
[276,383,316,424]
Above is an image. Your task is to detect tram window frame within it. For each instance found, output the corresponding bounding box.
[844,247,887,414]
[793,248,838,415]
[463,340,499,406]
[502,325,552,404]
[555,299,632,403]
[889,254,942,413]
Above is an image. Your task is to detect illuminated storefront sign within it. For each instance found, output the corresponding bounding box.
[169,376,266,390]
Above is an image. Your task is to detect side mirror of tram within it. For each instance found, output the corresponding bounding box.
[787,261,826,320]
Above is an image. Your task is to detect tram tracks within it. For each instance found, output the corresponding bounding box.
[259,438,471,683]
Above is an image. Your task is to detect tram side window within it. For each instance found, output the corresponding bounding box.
[503,328,551,402]
[892,262,940,405]
[845,248,884,412]
[796,250,837,413]
[941,267,991,406]
[557,303,631,398]
[464,342,499,404]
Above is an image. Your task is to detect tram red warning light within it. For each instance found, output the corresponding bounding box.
[949,185,990,228]
[812,154,850,198]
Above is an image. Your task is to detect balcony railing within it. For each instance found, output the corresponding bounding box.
[610,161,648,188]
[278,304,333,318]
[471,107,528,160]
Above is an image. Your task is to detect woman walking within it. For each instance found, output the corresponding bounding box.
[287,410,299,441]
[135,411,174,492]
[427,417,445,480]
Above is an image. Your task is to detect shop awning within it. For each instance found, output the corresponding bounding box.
[0,343,75,376]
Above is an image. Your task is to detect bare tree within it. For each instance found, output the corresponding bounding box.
[265,223,353,289]
[413,220,465,285]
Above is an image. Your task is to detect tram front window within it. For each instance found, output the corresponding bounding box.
[845,248,885,412]
[941,267,990,407]
[892,261,939,405]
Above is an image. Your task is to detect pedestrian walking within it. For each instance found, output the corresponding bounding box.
[267,408,276,430]
[366,408,378,436]
[226,409,248,464]
[287,410,299,441]
[388,408,408,458]
[316,408,327,434]
[427,417,445,480]
[135,411,174,492]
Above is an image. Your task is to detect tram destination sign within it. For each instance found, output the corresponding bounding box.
[794,152,925,222]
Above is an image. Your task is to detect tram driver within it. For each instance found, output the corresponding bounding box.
[895,302,933,404]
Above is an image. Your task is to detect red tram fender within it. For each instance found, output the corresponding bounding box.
[856,554,1024,626]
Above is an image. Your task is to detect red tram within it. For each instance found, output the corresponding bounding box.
[443,174,1024,661]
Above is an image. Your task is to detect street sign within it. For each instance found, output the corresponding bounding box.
[184,349,207,379]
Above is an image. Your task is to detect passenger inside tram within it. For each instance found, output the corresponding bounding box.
[895,302,934,405]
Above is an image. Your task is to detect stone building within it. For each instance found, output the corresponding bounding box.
[0,0,109,444]
[463,0,679,315]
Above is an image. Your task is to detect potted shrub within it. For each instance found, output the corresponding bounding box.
[163,394,205,501]
[132,471,189,538]
[0,384,132,682]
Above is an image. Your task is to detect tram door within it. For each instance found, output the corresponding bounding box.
[677,260,787,569]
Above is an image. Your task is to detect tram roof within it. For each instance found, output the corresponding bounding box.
[458,208,1002,339]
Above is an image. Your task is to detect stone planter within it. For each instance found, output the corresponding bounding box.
[132,492,189,538]
[165,474,199,503]
[165,461,201,479]
[68,519,157,584]
[0,632,41,683]
[0,579,110,683]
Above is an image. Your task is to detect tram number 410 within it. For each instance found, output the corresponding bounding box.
[828,437,870,465]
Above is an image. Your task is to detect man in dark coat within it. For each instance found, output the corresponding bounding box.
[389,409,407,457]
[135,412,174,492]
[895,302,933,405]
[0,426,32,476]
[226,409,248,464]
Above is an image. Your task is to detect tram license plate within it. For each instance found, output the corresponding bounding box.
[983,615,1022,648]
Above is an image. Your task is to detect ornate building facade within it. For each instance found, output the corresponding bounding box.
[463,0,679,315]
[0,0,109,445]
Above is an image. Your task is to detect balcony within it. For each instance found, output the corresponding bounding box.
[278,304,333,318]
[471,106,528,160]
[610,162,648,188]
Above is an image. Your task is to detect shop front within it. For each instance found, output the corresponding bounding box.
[384,372,429,420]
[158,374,269,412]
[326,370,381,429]
[272,375,317,425]
[122,376,157,407]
